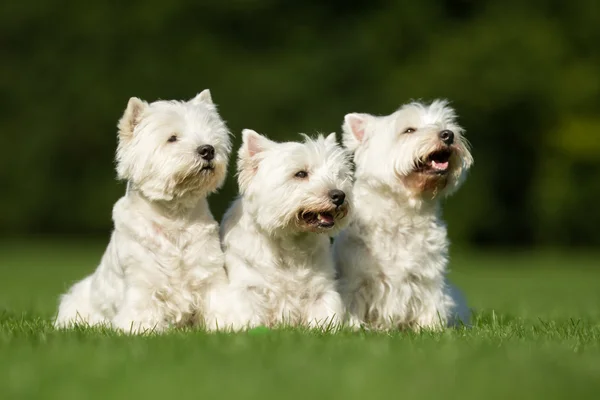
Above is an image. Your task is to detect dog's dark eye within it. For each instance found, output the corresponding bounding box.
[167,135,178,143]
[295,171,308,179]
[404,128,416,134]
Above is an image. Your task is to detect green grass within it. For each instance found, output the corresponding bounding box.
[1,241,599,399]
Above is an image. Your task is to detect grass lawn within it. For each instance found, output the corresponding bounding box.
[1,240,599,399]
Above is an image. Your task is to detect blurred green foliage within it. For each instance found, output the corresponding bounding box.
[1,0,598,246]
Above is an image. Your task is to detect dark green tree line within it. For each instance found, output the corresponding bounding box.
[1,0,598,246]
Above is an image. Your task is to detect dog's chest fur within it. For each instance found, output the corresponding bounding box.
[260,244,330,321]
[117,195,224,324]
[152,218,215,270]
[335,188,450,328]
[254,239,334,324]
[223,209,336,326]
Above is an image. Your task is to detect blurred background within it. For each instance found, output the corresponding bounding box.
[1,0,599,248]
[3,4,600,397]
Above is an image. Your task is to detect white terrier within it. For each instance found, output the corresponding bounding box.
[333,100,473,331]
[55,90,231,333]
[207,130,352,330]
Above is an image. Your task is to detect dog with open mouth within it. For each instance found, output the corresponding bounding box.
[205,130,353,330]
[333,100,473,331]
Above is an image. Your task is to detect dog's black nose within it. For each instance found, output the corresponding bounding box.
[197,145,215,161]
[329,189,346,206]
[439,130,454,145]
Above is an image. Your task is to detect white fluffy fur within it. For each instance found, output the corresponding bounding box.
[206,130,353,331]
[333,100,474,331]
[55,90,231,333]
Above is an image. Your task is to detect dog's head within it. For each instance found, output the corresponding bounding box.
[116,90,231,202]
[342,100,473,201]
[237,130,352,236]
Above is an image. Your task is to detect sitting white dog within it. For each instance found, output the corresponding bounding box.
[55,90,231,333]
[333,100,473,330]
[208,130,352,330]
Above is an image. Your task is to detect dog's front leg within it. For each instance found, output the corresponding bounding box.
[111,287,169,334]
[305,290,345,331]
[413,294,450,331]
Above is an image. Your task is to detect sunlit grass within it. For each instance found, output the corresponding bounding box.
[1,241,599,399]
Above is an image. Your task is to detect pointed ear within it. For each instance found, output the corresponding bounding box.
[240,129,275,158]
[325,132,337,147]
[342,113,371,152]
[237,129,275,193]
[118,97,147,142]
[190,89,213,106]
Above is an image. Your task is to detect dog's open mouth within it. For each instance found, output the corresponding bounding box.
[200,164,214,172]
[298,210,338,229]
[416,149,452,174]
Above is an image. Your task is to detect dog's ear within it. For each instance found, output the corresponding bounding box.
[190,89,214,106]
[238,129,275,193]
[342,113,371,152]
[118,97,147,142]
[241,129,275,158]
[324,132,338,147]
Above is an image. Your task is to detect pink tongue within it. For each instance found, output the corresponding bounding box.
[432,160,449,170]
[318,213,334,223]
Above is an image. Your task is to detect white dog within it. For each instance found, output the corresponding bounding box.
[55,90,231,333]
[207,130,352,330]
[333,100,473,331]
